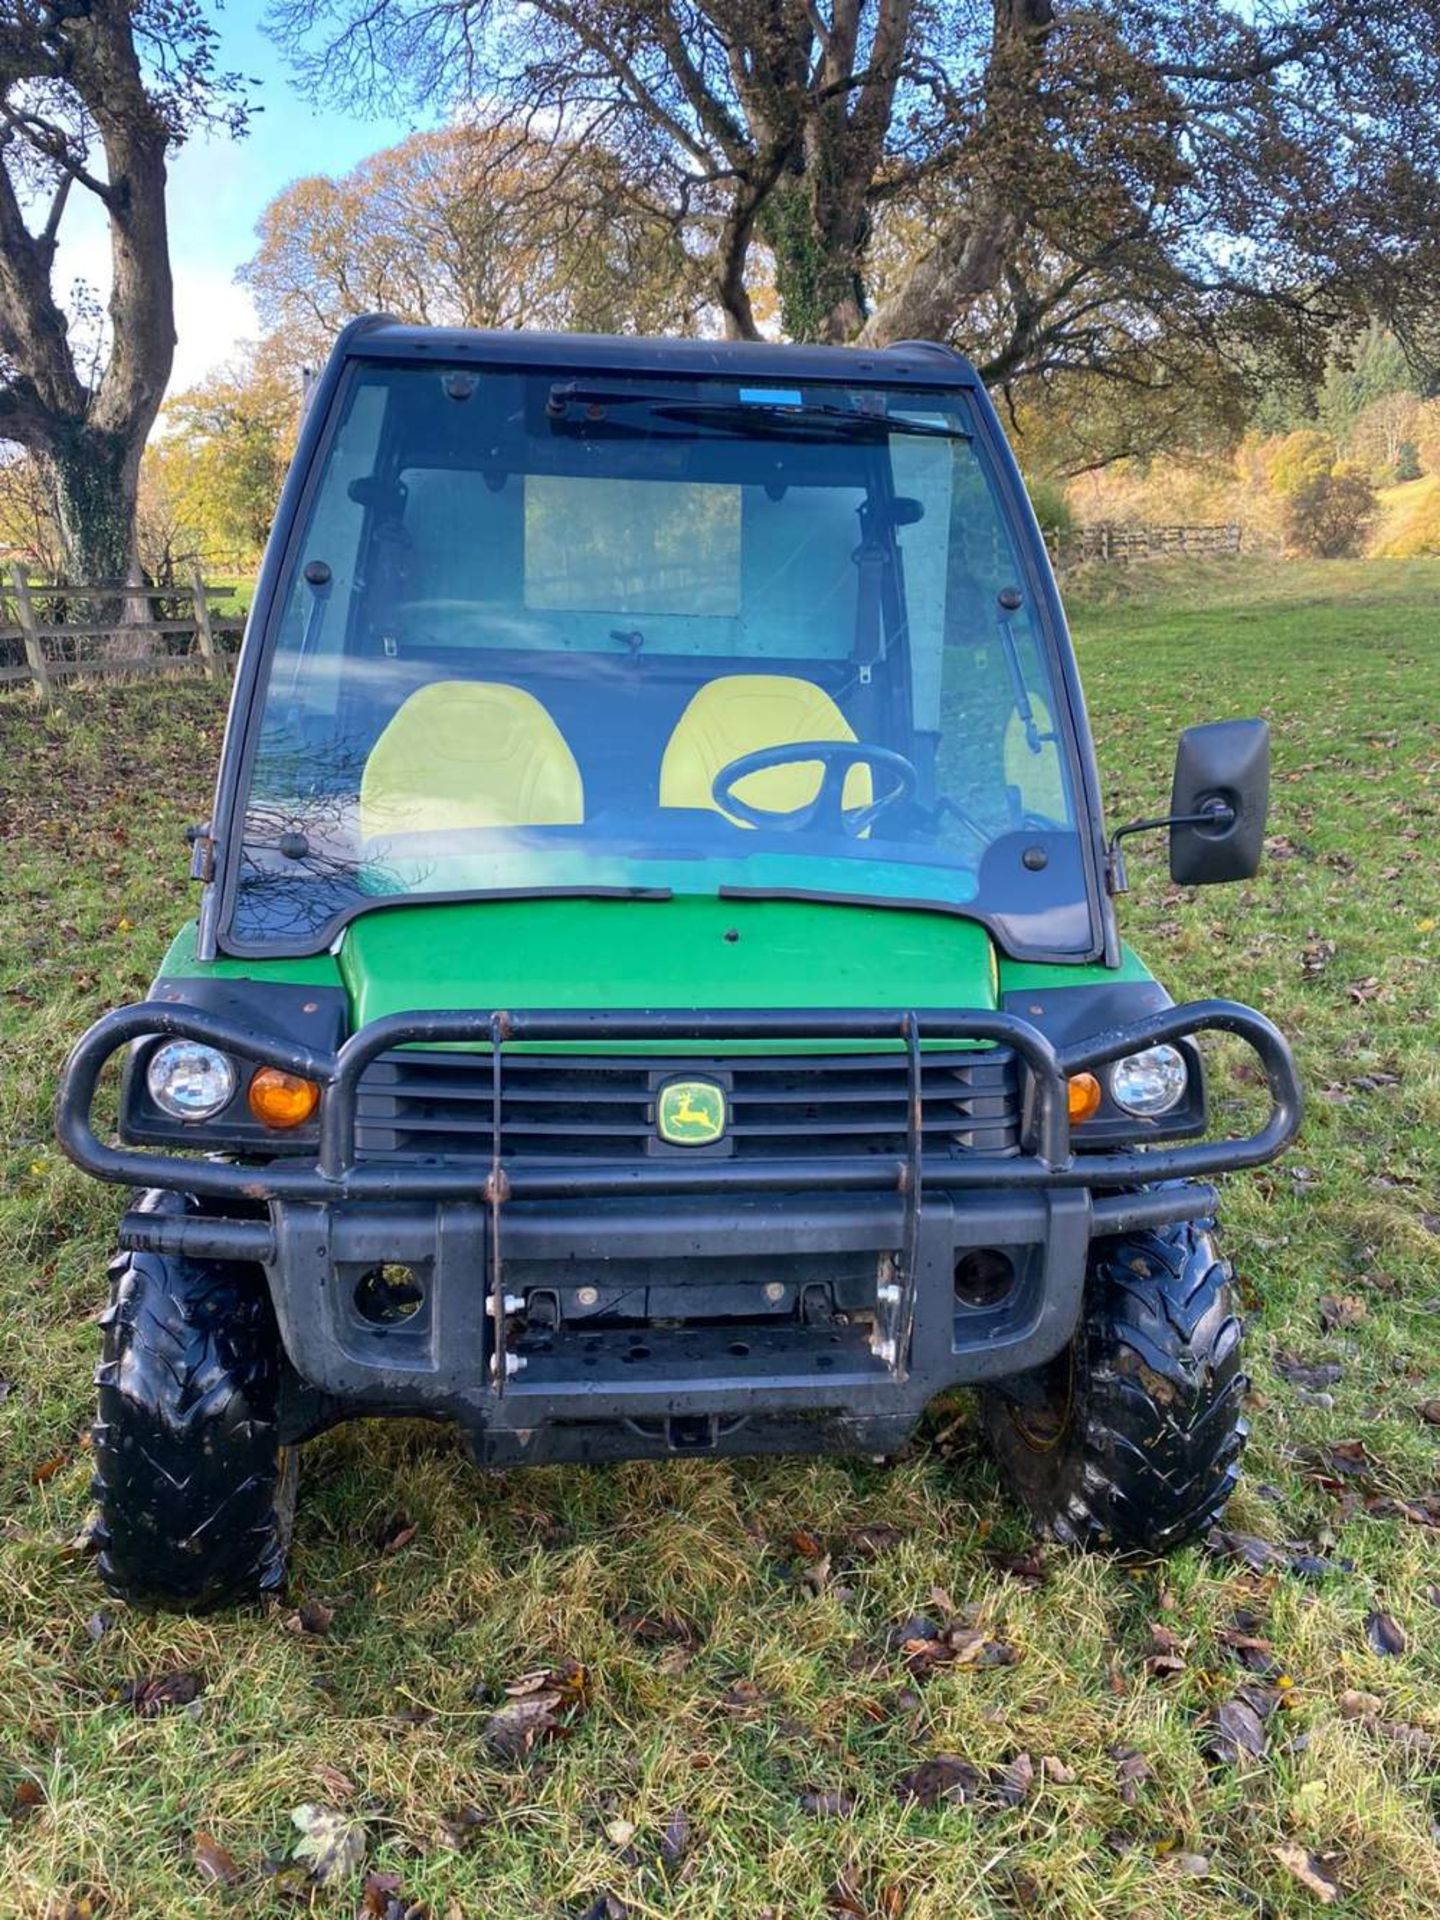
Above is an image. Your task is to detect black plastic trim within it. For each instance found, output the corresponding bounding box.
[61,996,1301,1203]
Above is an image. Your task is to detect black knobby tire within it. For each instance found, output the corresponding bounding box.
[91,1197,297,1611]
[981,1216,1246,1554]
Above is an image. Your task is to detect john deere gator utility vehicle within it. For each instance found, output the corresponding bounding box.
[58,321,1301,1610]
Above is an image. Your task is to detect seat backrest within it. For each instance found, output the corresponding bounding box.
[360,681,584,840]
[659,673,871,825]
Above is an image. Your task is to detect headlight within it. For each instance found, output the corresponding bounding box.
[145,1040,237,1121]
[1109,1044,1188,1117]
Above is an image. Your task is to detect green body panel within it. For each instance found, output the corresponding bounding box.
[338,896,997,1053]
[156,907,1159,1054]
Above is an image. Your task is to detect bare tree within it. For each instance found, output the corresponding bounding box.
[269,0,1440,417]
[242,122,705,372]
[0,1,245,583]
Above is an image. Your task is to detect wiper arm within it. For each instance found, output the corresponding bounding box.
[659,401,970,442]
[545,383,970,441]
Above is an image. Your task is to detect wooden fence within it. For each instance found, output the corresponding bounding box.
[1043,522,1243,569]
[0,565,244,699]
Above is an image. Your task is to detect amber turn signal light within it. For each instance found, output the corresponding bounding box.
[247,1066,321,1129]
[1066,1071,1103,1124]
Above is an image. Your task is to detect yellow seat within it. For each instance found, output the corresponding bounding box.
[360,681,583,840]
[660,674,871,827]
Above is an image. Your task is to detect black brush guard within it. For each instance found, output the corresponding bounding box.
[57,999,1300,1461]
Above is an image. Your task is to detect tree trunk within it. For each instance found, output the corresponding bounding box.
[46,420,141,587]
[759,174,870,344]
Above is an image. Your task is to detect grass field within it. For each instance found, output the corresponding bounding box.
[1,557,1437,1920]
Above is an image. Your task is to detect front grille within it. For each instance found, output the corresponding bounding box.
[354,1048,1022,1162]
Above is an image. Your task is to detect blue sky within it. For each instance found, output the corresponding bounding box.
[55,6,431,392]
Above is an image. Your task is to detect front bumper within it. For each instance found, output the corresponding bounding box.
[58,999,1301,1462]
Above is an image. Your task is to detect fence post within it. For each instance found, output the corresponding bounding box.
[10,565,51,701]
[190,561,217,676]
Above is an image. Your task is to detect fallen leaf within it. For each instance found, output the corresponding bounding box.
[481,1691,563,1760]
[718,1679,765,1713]
[616,1608,698,1648]
[1338,1688,1383,1717]
[1202,1696,1268,1765]
[1418,1401,1440,1426]
[1040,1755,1076,1785]
[314,1763,359,1802]
[1289,1551,1346,1580]
[1273,1842,1341,1904]
[604,1817,636,1849]
[377,1517,417,1554]
[1206,1527,1288,1571]
[844,1523,906,1559]
[1111,1745,1151,1806]
[359,1869,413,1918]
[788,1528,825,1559]
[84,1611,111,1644]
[888,1613,942,1647]
[1219,1627,1280,1677]
[827,1867,868,1917]
[799,1788,856,1817]
[1318,1293,1366,1332]
[1274,1355,1344,1390]
[895,1754,981,1806]
[65,1514,103,1558]
[439,1805,490,1851]
[1143,1621,1186,1679]
[576,1895,627,1920]
[987,1547,1048,1584]
[30,1452,68,1485]
[290,1804,366,1884]
[283,1599,336,1635]
[118,1671,204,1716]
[1324,1437,1369,1473]
[988,1751,1034,1808]
[11,1779,44,1819]
[1365,1610,1406,1656]
[659,1807,691,1868]
[799,1551,833,1598]
[1144,1651,1186,1681]
[193,1833,240,1887]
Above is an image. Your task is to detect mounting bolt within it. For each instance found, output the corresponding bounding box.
[576,1285,599,1308]
[763,1281,785,1303]
[486,1294,526,1317]
[499,1351,526,1378]
[872,1336,897,1367]
[876,1282,901,1306]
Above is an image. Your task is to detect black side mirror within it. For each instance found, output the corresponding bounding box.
[1169,719,1269,885]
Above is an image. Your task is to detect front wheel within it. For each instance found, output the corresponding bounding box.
[91,1195,297,1612]
[981,1215,1246,1554]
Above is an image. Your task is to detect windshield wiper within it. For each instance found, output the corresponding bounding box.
[546,383,970,441]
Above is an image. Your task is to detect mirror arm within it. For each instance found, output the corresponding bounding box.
[1105,800,1237,895]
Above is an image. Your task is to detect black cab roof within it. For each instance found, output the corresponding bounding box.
[334,315,980,389]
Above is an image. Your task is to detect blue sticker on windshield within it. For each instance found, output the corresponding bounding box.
[739,387,804,407]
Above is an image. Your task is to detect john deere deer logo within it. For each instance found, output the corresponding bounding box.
[657,1078,727,1146]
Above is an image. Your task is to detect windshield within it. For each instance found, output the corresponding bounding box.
[227,361,1094,955]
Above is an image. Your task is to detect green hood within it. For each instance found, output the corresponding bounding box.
[336,894,999,1044]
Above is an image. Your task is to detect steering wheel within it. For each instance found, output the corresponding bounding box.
[712,740,918,837]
